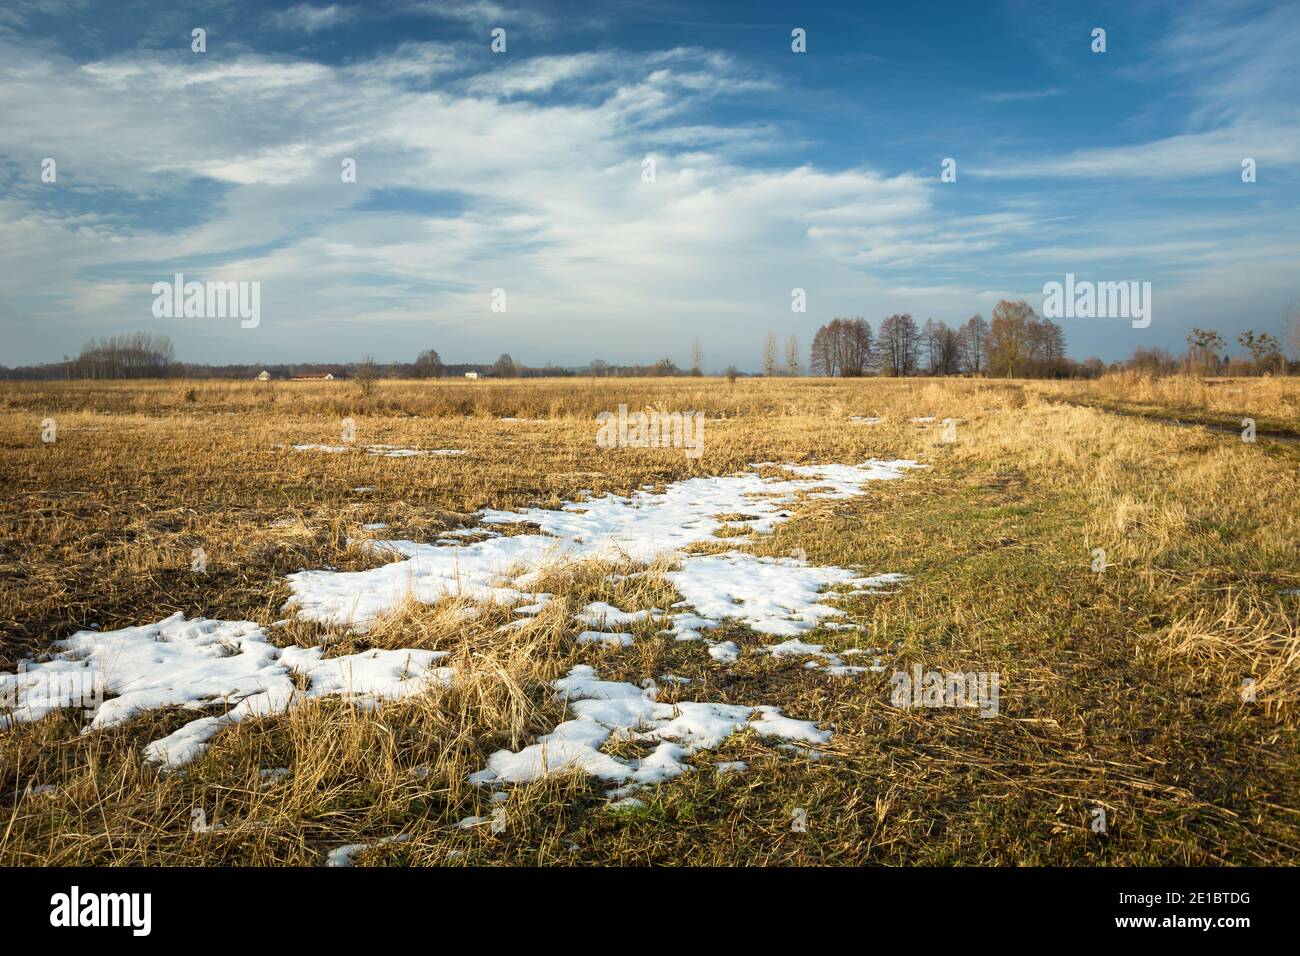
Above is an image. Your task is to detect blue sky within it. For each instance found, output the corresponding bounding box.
[1,0,1297,369]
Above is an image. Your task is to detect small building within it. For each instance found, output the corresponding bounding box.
[464,371,479,379]
[290,373,336,381]
[256,370,272,381]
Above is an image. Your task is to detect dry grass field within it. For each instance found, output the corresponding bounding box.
[1,374,1297,866]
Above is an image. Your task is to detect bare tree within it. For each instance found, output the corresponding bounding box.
[840,318,873,376]
[354,356,379,397]
[762,332,778,376]
[414,349,444,378]
[1130,346,1177,376]
[1040,319,1066,371]
[922,319,940,374]
[988,300,1035,377]
[809,324,836,376]
[1185,328,1225,374]
[690,338,703,376]
[877,314,919,377]
[784,335,801,376]
[1238,330,1285,374]
[72,333,176,379]
[959,314,988,375]
[935,322,962,375]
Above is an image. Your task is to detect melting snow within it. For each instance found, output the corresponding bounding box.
[325,833,409,867]
[707,641,740,663]
[286,460,921,633]
[668,553,904,637]
[469,665,831,797]
[0,613,453,768]
[756,639,886,676]
[575,602,664,628]
[576,631,635,647]
[3,459,921,778]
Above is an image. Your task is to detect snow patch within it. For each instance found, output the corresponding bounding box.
[468,665,830,795]
[0,613,453,768]
[285,460,921,633]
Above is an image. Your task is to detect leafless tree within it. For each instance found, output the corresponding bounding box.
[922,319,941,374]
[354,356,379,397]
[959,314,988,375]
[877,314,919,376]
[840,318,873,376]
[414,349,444,378]
[809,324,836,376]
[988,300,1035,377]
[935,322,962,375]
[71,333,176,379]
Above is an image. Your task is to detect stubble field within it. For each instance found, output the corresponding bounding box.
[1,375,1296,866]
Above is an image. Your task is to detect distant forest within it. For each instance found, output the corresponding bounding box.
[2,316,1294,381]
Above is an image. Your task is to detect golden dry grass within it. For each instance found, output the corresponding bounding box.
[1,375,1296,865]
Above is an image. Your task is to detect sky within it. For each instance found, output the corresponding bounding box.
[1,0,1297,370]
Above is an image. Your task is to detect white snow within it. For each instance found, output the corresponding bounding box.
[468,665,829,796]
[4,458,922,783]
[576,631,635,648]
[325,833,409,867]
[669,553,904,638]
[285,460,921,632]
[707,641,740,663]
[759,638,880,676]
[575,602,663,628]
[292,443,350,453]
[0,613,453,768]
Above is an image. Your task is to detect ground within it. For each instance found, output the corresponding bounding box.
[0,375,1296,865]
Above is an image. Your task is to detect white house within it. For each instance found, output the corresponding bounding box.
[256,370,271,381]
[464,371,479,379]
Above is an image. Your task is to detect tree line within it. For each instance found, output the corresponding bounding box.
[1130,327,1293,377]
[805,301,1080,378]
[11,333,183,380]
[4,305,1297,380]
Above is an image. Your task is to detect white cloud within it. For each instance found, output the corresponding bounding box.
[267,3,358,33]
[0,0,1297,366]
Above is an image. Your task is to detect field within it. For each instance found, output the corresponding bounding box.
[1,375,1297,866]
